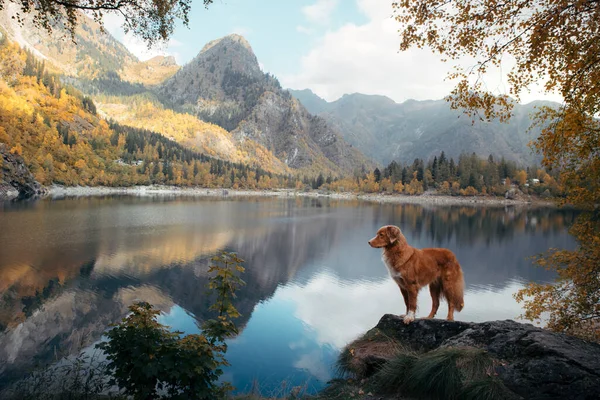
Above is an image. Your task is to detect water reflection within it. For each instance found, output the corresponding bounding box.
[0,196,577,394]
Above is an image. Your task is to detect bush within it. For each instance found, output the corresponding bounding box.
[97,251,245,400]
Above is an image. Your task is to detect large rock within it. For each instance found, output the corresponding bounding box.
[374,314,600,400]
[0,144,46,199]
[505,187,528,200]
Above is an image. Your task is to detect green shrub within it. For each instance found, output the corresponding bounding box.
[97,251,245,400]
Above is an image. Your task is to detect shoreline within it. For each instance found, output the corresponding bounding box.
[46,185,558,208]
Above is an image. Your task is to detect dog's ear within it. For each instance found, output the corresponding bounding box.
[386,225,401,244]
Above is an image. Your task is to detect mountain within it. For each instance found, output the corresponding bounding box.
[0,4,136,78]
[0,13,286,174]
[289,89,555,166]
[158,34,371,173]
[287,88,332,115]
[1,6,370,176]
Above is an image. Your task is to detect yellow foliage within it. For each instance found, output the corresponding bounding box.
[515,170,527,186]
[439,181,451,195]
[10,143,23,156]
[393,181,404,193]
[459,186,478,196]
[96,97,289,175]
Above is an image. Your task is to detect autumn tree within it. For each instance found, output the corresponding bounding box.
[394,0,600,340]
[2,0,214,46]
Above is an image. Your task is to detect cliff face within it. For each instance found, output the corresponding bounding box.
[0,144,46,200]
[233,91,369,171]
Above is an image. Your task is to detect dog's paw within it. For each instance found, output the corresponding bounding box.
[403,311,415,324]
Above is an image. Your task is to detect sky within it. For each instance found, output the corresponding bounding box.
[104,0,562,105]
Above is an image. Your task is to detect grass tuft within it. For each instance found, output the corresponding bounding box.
[360,346,508,400]
[405,347,466,399]
[368,351,417,393]
[459,376,518,400]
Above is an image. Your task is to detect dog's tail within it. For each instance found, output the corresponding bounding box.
[444,260,465,312]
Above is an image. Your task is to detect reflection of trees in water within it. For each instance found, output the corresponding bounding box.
[367,204,579,288]
[372,204,578,247]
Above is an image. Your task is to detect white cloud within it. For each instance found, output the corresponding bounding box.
[121,34,182,61]
[101,13,180,62]
[282,0,562,104]
[302,0,339,26]
[296,25,314,35]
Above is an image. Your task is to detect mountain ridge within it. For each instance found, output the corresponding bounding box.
[289,88,558,166]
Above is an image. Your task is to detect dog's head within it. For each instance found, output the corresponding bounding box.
[368,225,406,248]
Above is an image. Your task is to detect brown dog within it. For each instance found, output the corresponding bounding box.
[369,225,464,324]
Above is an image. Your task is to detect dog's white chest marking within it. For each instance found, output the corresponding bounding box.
[382,253,402,279]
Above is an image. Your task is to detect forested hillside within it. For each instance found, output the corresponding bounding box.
[0,37,297,189]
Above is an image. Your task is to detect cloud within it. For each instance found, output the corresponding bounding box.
[101,13,181,62]
[302,0,339,26]
[296,25,314,35]
[121,34,182,62]
[282,0,562,104]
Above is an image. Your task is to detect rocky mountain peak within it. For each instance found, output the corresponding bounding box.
[157,33,266,116]
[193,33,261,78]
[200,34,254,55]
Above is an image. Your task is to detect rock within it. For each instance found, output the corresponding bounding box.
[505,187,526,200]
[373,315,600,400]
[541,189,552,198]
[0,144,47,199]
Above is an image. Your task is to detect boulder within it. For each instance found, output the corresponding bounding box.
[505,187,526,200]
[372,315,600,400]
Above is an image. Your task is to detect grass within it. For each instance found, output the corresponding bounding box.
[335,327,404,379]
[368,352,418,394]
[336,332,517,400]
[405,347,493,399]
[459,376,519,400]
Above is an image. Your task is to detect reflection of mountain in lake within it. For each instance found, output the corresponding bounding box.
[0,197,577,389]
[0,197,359,387]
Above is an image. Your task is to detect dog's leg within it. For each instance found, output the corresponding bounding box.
[447,301,455,321]
[427,280,442,319]
[400,287,409,315]
[403,286,418,324]
[394,278,409,315]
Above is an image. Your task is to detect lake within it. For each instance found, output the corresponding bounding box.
[0,195,578,395]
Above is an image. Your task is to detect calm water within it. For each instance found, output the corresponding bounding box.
[0,195,577,394]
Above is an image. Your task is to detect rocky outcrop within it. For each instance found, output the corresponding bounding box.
[367,315,600,400]
[0,144,46,199]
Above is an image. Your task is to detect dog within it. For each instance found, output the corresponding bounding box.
[368,225,464,324]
